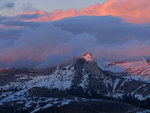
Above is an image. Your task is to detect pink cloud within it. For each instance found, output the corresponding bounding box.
[21,0,150,24]
[0,24,22,30]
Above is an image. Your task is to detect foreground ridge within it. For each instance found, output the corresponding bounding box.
[0,53,150,113]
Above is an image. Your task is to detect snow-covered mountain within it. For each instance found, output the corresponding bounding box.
[0,53,150,113]
[103,58,150,81]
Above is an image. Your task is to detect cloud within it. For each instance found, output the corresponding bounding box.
[2,0,150,41]
[0,15,44,40]
[5,3,15,9]
[0,24,72,64]
[0,1,36,16]
[0,28,21,40]
[0,39,12,49]
[21,0,150,24]
[93,40,150,61]
[0,16,150,68]
[0,0,15,9]
[53,16,150,44]
[21,3,36,12]
[19,14,40,20]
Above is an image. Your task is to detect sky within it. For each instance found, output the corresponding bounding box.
[0,0,150,68]
[0,0,106,16]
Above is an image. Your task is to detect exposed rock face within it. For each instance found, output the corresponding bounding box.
[81,52,94,62]
[0,53,150,112]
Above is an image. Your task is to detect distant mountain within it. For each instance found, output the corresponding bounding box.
[103,58,150,81]
[0,53,150,113]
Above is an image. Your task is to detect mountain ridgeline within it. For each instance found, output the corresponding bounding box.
[0,53,150,113]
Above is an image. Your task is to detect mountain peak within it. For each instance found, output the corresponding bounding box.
[81,52,94,61]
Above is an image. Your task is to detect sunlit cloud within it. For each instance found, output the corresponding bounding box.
[21,0,150,24]
[0,16,150,68]
[0,0,150,68]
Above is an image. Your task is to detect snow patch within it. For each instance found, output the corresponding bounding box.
[80,74,89,89]
[113,79,120,92]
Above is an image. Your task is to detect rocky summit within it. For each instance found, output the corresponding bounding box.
[0,53,150,113]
